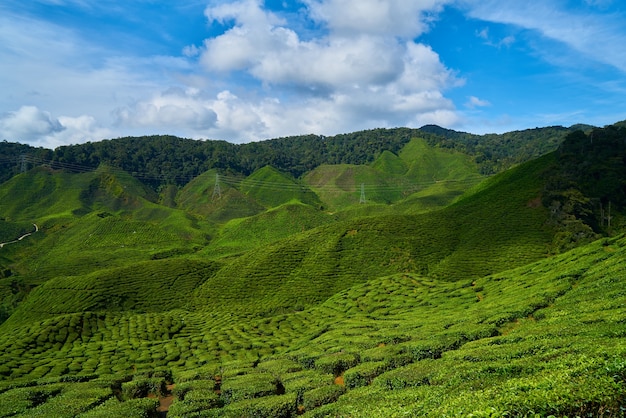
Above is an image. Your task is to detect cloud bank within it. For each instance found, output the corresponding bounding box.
[1,0,625,148]
[115,0,461,142]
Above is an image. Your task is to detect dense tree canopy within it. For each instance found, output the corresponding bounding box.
[0,123,597,190]
[541,125,626,249]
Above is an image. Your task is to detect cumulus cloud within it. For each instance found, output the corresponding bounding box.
[2,0,467,145]
[0,106,111,148]
[200,0,406,89]
[187,0,462,140]
[115,88,218,132]
[303,0,446,38]
[0,106,64,143]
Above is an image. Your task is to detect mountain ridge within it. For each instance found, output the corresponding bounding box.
[0,121,624,416]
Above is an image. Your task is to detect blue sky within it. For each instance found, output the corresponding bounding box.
[1,0,626,148]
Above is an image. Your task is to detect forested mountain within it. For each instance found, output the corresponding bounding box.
[0,121,624,417]
[1,124,587,189]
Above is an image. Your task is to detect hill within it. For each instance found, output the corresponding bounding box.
[0,123,583,191]
[0,122,623,416]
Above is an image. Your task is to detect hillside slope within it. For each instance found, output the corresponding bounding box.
[304,137,484,211]
[0,123,623,416]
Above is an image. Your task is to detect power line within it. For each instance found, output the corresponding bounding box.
[5,155,489,196]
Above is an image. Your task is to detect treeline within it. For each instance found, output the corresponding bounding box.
[419,124,591,174]
[0,142,53,185]
[542,123,626,249]
[1,124,589,189]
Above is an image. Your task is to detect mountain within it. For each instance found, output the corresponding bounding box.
[0,122,623,416]
[0,123,583,191]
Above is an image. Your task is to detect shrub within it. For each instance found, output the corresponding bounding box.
[121,378,166,400]
[172,379,216,400]
[314,352,360,376]
[79,397,159,418]
[220,393,298,418]
[220,372,279,404]
[168,391,222,417]
[343,361,388,389]
[282,369,335,403]
[302,384,345,411]
[374,360,437,390]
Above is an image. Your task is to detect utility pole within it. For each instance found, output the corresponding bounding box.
[212,173,222,201]
[359,183,366,204]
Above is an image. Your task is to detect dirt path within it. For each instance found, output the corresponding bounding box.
[156,384,176,416]
[0,224,38,248]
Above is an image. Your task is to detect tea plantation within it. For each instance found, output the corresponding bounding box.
[0,128,624,416]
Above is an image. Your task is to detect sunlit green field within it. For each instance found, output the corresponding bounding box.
[0,135,624,417]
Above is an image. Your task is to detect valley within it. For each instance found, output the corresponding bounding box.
[0,123,624,417]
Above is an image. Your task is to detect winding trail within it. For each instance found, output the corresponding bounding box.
[0,224,38,248]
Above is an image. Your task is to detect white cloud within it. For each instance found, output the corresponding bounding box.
[476,27,489,40]
[466,96,491,108]
[200,0,406,88]
[0,106,64,142]
[0,13,184,145]
[303,0,446,38]
[1,0,467,145]
[462,0,626,72]
[115,88,218,132]
[189,0,462,140]
[0,106,111,148]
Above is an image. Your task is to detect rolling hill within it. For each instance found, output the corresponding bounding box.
[0,123,623,416]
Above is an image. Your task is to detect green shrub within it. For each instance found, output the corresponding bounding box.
[17,383,112,417]
[374,360,437,390]
[282,370,334,399]
[258,358,303,375]
[220,372,279,404]
[314,352,360,376]
[220,393,298,418]
[302,384,345,411]
[0,384,64,416]
[168,391,222,417]
[121,378,166,400]
[172,379,215,400]
[343,361,388,389]
[79,397,159,417]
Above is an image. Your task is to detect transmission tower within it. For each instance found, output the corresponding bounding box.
[20,154,28,173]
[359,183,366,204]
[212,173,222,200]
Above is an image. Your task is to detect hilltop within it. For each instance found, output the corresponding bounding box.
[0,122,624,416]
[1,123,583,189]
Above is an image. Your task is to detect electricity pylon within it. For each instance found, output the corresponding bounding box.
[212,173,222,200]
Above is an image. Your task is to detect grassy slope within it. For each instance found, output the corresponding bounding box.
[294,234,626,417]
[0,235,622,416]
[189,152,552,321]
[0,148,623,416]
[305,137,485,212]
[240,166,322,209]
[205,201,336,258]
[0,168,212,318]
[176,169,266,223]
[0,167,93,222]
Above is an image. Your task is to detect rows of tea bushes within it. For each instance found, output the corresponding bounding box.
[0,234,623,415]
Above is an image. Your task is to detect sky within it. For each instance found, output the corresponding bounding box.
[1,0,626,149]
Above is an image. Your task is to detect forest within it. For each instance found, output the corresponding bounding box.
[1,124,584,188]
